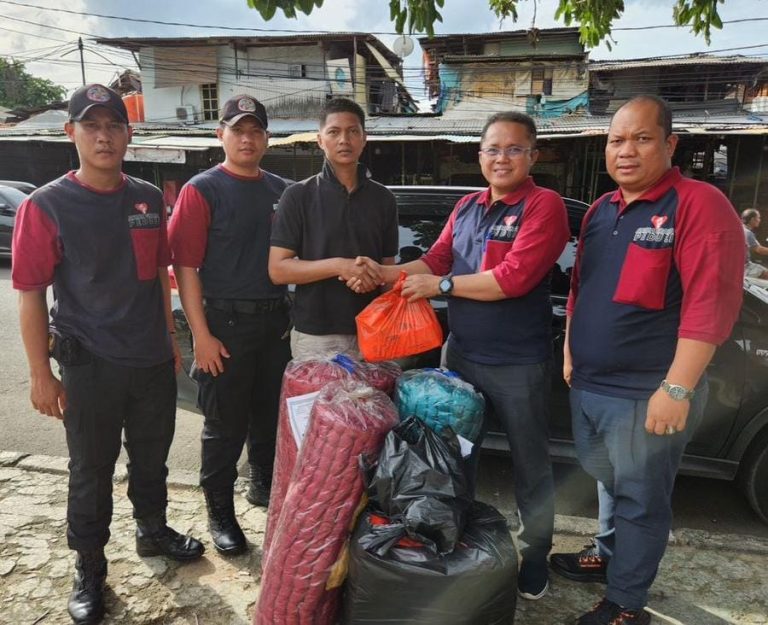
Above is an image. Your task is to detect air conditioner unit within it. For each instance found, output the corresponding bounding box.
[175,105,196,124]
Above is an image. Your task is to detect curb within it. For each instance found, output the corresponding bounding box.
[4,451,768,555]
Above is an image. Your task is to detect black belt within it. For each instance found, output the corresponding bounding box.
[205,297,284,315]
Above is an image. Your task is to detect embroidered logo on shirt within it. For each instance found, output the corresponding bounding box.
[633,227,674,244]
[489,224,519,240]
[134,202,149,214]
[651,215,668,229]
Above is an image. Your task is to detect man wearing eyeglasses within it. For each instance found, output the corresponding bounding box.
[373,111,569,601]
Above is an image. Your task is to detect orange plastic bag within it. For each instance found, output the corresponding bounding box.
[356,272,444,362]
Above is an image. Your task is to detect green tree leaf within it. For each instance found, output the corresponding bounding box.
[0,58,66,109]
[243,0,727,47]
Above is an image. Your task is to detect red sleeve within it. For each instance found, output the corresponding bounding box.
[674,180,743,345]
[11,198,61,291]
[566,199,602,316]
[420,198,464,276]
[492,188,569,298]
[157,198,171,267]
[168,184,211,268]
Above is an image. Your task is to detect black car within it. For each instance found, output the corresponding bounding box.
[173,185,768,524]
[0,185,29,259]
[0,180,36,195]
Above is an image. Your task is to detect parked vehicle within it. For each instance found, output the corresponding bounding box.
[173,185,768,524]
[0,180,36,194]
[0,185,28,259]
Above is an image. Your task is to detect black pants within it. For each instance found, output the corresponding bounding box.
[197,305,291,492]
[62,356,176,552]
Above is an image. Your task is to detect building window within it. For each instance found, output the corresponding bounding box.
[200,83,219,121]
[531,67,553,96]
[288,64,307,78]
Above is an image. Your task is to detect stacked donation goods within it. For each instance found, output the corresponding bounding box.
[258,357,517,625]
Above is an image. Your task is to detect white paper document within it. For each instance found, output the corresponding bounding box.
[285,391,321,450]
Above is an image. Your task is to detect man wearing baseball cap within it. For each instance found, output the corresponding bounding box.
[169,94,291,555]
[13,83,204,625]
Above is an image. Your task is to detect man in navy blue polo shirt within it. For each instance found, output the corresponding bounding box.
[169,94,291,556]
[375,111,570,601]
[551,96,743,625]
[13,84,203,625]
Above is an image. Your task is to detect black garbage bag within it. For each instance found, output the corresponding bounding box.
[365,416,472,554]
[341,501,518,625]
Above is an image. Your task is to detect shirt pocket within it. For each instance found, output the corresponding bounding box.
[612,243,673,310]
[130,228,160,281]
[481,239,513,271]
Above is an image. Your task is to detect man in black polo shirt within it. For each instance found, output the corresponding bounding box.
[13,84,203,625]
[371,111,570,601]
[552,96,743,625]
[169,95,291,556]
[269,97,398,358]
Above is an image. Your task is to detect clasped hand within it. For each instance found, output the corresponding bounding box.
[340,257,384,293]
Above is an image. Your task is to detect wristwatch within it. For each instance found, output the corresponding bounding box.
[660,379,695,401]
[438,275,454,296]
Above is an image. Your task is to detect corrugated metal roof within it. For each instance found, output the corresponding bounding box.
[418,28,580,46]
[3,112,768,146]
[95,34,402,66]
[590,54,768,71]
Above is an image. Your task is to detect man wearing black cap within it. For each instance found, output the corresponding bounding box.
[12,83,204,625]
[169,94,291,555]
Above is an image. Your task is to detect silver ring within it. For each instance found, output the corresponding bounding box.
[665,426,676,435]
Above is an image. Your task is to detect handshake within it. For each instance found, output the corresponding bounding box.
[339,256,400,294]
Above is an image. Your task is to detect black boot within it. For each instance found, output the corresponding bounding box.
[135,514,205,562]
[245,464,272,508]
[67,550,107,625]
[204,489,247,555]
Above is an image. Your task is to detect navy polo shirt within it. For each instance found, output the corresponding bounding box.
[568,167,744,399]
[422,179,569,365]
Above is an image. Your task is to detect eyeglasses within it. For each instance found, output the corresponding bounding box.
[479,146,534,158]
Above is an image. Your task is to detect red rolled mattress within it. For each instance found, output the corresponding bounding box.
[255,379,399,625]
[264,355,400,558]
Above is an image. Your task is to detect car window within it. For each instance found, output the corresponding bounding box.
[0,186,27,212]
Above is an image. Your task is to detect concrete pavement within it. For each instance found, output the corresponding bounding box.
[1,450,767,625]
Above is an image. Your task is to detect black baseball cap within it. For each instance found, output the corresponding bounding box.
[68,83,129,123]
[219,94,268,129]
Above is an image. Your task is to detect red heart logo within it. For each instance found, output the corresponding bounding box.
[503,215,517,226]
[135,202,149,214]
[651,215,668,229]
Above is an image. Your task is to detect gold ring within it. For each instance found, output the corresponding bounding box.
[665,426,676,435]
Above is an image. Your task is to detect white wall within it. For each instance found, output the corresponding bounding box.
[139,43,348,122]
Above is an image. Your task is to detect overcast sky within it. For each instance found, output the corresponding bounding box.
[2,0,768,99]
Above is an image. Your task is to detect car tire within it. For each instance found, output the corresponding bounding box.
[738,429,768,525]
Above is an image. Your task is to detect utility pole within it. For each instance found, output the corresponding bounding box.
[78,37,85,85]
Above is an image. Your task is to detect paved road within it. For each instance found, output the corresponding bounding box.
[1,259,767,540]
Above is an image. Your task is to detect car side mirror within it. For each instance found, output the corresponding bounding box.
[399,245,423,263]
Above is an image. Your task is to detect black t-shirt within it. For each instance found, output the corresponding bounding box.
[270,161,398,335]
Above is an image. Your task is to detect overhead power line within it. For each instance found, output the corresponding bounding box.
[4,0,768,38]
